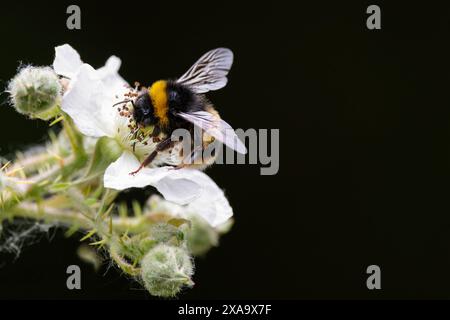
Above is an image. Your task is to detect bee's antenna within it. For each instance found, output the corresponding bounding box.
[112,99,131,108]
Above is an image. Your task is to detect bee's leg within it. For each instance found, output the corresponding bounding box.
[173,146,204,170]
[151,125,161,142]
[131,128,140,153]
[129,137,172,175]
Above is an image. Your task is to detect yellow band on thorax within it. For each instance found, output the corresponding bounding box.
[149,80,169,127]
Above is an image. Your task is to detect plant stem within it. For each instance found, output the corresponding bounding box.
[62,113,86,160]
[110,245,141,276]
[5,202,153,234]
[8,202,93,229]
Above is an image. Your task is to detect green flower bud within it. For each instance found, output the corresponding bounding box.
[186,214,220,256]
[141,244,194,297]
[8,66,61,120]
[150,222,184,244]
[85,137,122,177]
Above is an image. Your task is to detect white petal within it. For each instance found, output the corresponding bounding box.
[104,152,233,227]
[96,56,128,91]
[145,174,233,227]
[97,56,121,75]
[183,171,233,227]
[53,44,83,79]
[104,151,202,205]
[62,64,117,138]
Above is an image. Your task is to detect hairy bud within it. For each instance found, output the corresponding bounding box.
[8,66,61,120]
[150,222,184,244]
[186,215,220,256]
[140,244,194,297]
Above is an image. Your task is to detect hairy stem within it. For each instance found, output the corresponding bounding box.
[4,202,154,235]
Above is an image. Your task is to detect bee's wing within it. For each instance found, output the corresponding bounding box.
[177,111,247,154]
[176,48,234,93]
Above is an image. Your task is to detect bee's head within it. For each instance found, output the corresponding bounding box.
[133,91,156,127]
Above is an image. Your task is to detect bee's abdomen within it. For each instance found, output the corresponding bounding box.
[167,80,203,113]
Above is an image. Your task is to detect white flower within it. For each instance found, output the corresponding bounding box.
[147,194,232,231]
[52,44,232,227]
[53,44,127,93]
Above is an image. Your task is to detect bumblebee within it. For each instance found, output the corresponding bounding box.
[125,48,247,175]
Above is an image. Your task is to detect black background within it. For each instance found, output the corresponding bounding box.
[0,0,450,299]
